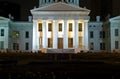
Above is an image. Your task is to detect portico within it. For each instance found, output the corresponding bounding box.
[31,1,90,53]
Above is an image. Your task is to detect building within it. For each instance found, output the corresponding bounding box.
[0,0,119,53]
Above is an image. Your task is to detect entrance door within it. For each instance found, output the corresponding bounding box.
[58,38,63,49]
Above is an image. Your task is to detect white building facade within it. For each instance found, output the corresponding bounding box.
[31,0,90,53]
[0,0,119,53]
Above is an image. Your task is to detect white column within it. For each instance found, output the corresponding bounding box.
[74,20,78,48]
[76,0,79,6]
[64,20,68,49]
[53,20,58,49]
[70,0,72,3]
[74,0,76,5]
[50,0,53,3]
[84,20,89,50]
[42,0,45,4]
[55,0,57,2]
[66,0,69,3]
[39,0,42,7]
[36,22,40,50]
[32,20,38,51]
[42,20,47,48]
[62,0,64,2]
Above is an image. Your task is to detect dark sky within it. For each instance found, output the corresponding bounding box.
[0,0,120,21]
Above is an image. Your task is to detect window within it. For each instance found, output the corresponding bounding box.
[78,37,82,48]
[100,31,102,38]
[25,31,29,38]
[90,42,94,50]
[38,23,42,32]
[100,43,106,50]
[25,42,29,50]
[115,41,119,49]
[59,23,62,31]
[13,43,19,50]
[69,23,72,31]
[48,38,53,48]
[102,31,105,38]
[100,31,105,38]
[0,41,4,49]
[89,25,92,27]
[78,23,82,31]
[115,29,119,36]
[90,31,94,38]
[1,29,4,36]
[68,38,73,48]
[48,23,52,31]
[13,31,19,39]
[39,37,42,48]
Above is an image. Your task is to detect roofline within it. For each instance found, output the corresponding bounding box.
[31,2,90,12]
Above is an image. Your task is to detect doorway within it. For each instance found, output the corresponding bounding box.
[58,38,63,49]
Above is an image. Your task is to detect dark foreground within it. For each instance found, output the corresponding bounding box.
[0,52,120,79]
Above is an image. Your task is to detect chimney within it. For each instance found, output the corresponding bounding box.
[96,16,100,22]
[8,14,14,20]
[28,16,32,22]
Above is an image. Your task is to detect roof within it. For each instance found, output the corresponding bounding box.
[0,16,10,21]
[31,2,90,12]
[110,16,120,21]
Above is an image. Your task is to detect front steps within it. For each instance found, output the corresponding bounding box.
[47,49,75,53]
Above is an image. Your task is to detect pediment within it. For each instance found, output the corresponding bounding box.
[31,2,90,12]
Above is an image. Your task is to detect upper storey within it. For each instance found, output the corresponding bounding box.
[39,0,79,7]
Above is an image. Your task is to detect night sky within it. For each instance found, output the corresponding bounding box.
[0,0,120,21]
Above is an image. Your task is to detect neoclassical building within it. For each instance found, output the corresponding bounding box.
[31,0,90,53]
[0,0,119,53]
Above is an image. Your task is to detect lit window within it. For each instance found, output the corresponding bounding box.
[78,23,82,31]
[69,23,72,31]
[115,29,119,36]
[25,42,29,50]
[13,31,19,39]
[78,37,82,48]
[48,23,52,31]
[115,41,119,49]
[59,23,62,31]
[1,29,4,36]
[68,38,73,48]
[38,23,42,32]
[39,37,42,48]
[25,31,29,38]
[48,38,53,48]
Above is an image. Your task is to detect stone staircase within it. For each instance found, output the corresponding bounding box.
[47,49,75,53]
